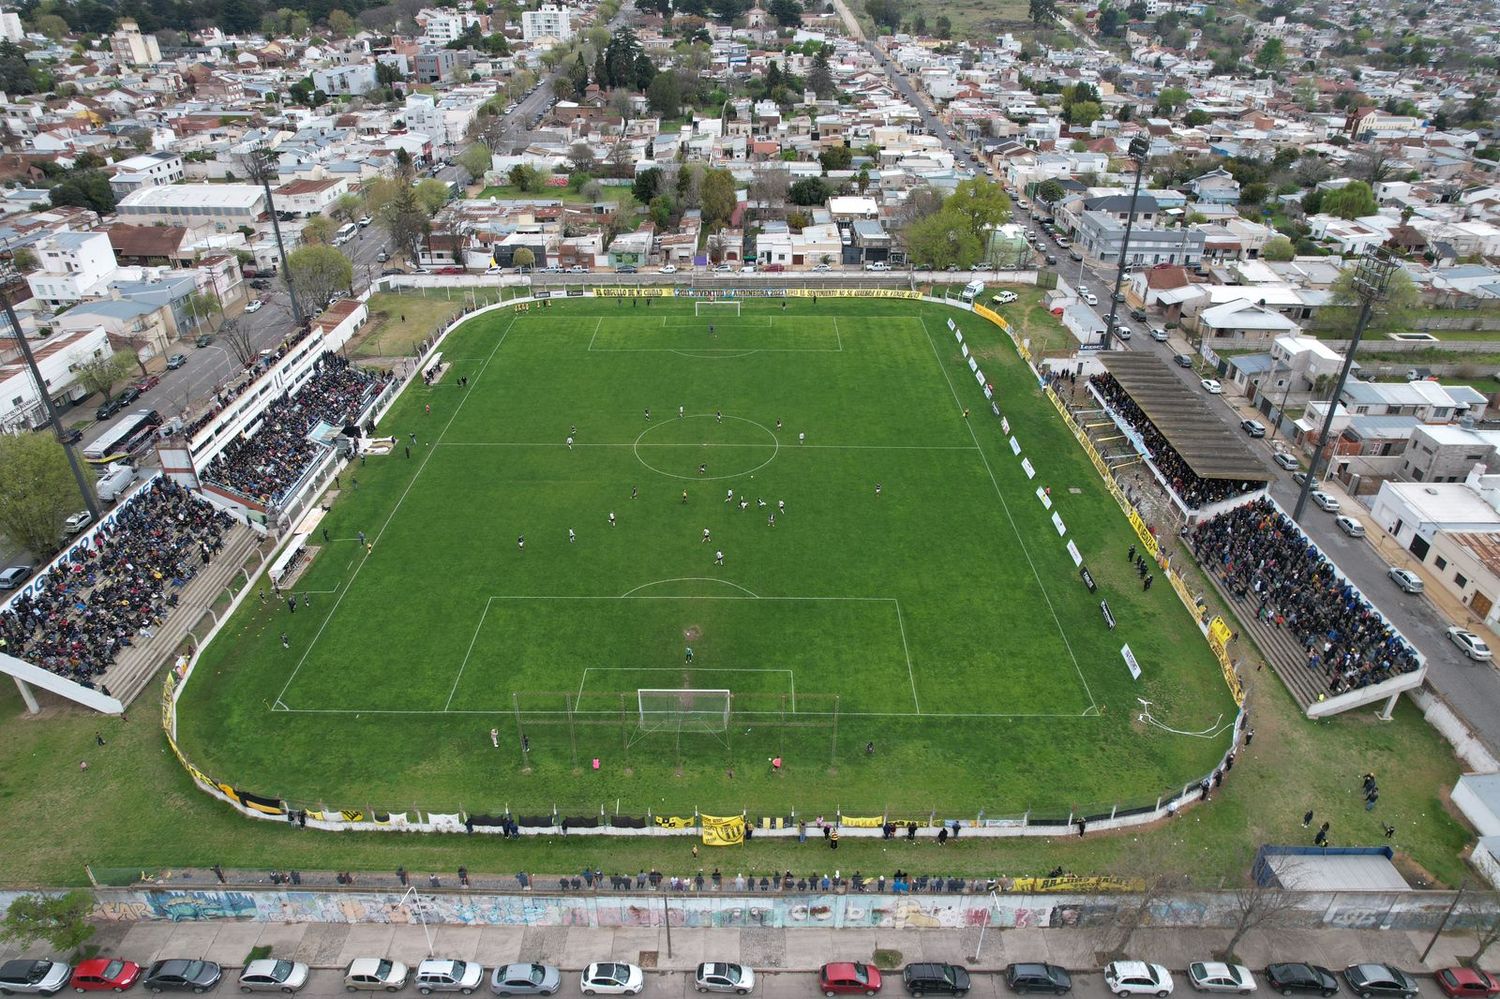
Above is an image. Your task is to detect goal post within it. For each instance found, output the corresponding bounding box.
[637,688,732,733]
[694,301,741,317]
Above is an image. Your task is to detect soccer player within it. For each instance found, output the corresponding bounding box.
[775,419,782,431]
[569,529,576,543]
[566,436,573,450]
[739,499,749,511]
[714,549,724,565]
[757,498,766,508]
[609,512,617,526]
[679,405,685,418]
[699,462,707,475]
[644,408,651,421]
[517,534,525,550]
[798,432,805,444]
[777,499,785,514]
[702,528,711,543]
[768,513,776,528]
[875,483,882,497]
[630,486,637,500]
[682,490,689,504]
[725,489,734,503]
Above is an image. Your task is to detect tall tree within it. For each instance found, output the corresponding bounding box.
[945,177,1011,235]
[74,351,136,402]
[1318,266,1419,336]
[807,47,835,99]
[768,0,802,26]
[379,183,432,263]
[0,435,83,559]
[1255,37,1285,69]
[647,68,682,116]
[864,0,901,28]
[457,143,493,181]
[905,208,983,268]
[0,892,96,953]
[415,178,452,215]
[300,214,337,245]
[700,168,737,226]
[286,245,355,308]
[1322,180,1377,219]
[1029,0,1057,24]
[329,193,364,223]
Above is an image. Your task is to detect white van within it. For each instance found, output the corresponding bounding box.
[960,280,986,303]
[334,223,358,246]
[96,462,136,503]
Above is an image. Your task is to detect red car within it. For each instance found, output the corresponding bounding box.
[820,963,881,997]
[136,376,160,392]
[71,960,142,993]
[1438,969,1500,999]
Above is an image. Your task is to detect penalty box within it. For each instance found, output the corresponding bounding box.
[447,594,918,715]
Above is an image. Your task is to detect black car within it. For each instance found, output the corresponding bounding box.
[117,386,142,405]
[902,965,970,998]
[1266,964,1338,998]
[1342,966,1416,999]
[95,399,122,421]
[143,961,222,995]
[1129,307,1148,322]
[1045,253,1058,265]
[1005,964,1071,995]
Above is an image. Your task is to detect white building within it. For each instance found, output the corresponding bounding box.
[272,177,351,217]
[116,184,267,231]
[0,327,111,432]
[0,11,24,43]
[312,64,379,96]
[522,4,573,43]
[109,19,161,66]
[25,231,118,308]
[108,151,184,198]
[421,8,481,44]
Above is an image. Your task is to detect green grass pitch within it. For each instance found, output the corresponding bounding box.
[178,296,1237,819]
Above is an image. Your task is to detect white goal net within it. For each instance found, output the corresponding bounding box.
[694,301,741,316]
[637,688,732,733]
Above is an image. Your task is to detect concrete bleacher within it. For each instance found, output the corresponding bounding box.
[101,522,263,706]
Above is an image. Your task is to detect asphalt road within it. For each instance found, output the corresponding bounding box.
[172,967,1455,999]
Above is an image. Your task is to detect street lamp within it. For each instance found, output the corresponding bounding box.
[1102,135,1151,351]
[1292,248,1395,521]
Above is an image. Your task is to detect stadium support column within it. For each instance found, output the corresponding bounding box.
[0,275,101,521]
[1292,249,1394,521]
[1102,135,1150,352]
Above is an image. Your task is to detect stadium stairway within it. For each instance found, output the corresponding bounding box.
[103,523,263,707]
[1199,568,1326,711]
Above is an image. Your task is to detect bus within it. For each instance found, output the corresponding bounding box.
[83,409,161,465]
[334,223,358,246]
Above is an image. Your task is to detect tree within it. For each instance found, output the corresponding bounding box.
[507,164,544,192]
[891,185,943,230]
[634,168,665,204]
[457,143,492,181]
[1255,37,1285,70]
[301,214,337,245]
[1322,180,1377,220]
[1104,838,1190,959]
[1218,874,1304,961]
[647,70,682,117]
[1036,179,1066,205]
[0,431,83,556]
[789,177,831,205]
[1097,5,1123,35]
[934,14,951,36]
[513,247,536,269]
[379,183,431,264]
[1461,893,1500,967]
[1184,109,1212,127]
[1263,236,1296,261]
[327,9,355,36]
[414,179,451,215]
[48,170,115,214]
[808,48,835,100]
[11,247,37,272]
[287,245,354,308]
[34,14,69,38]
[945,177,1011,235]
[700,168,737,226]
[1156,86,1190,114]
[1068,101,1102,126]
[329,193,364,224]
[1350,150,1395,186]
[905,208,983,268]
[76,350,136,402]
[1319,266,1419,336]
[187,292,222,331]
[864,0,901,29]
[1029,0,1056,24]
[819,145,853,172]
[0,892,95,953]
[768,0,802,26]
[218,317,257,368]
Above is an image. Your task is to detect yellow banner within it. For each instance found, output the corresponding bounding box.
[840,815,885,828]
[1008,874,1144,893]
[701,814,745,846]
[1208,617,1233,648]
[592,286,671,297]
[654,814,694,829]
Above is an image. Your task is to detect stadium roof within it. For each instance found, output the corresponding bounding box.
[1098,352,1272,483]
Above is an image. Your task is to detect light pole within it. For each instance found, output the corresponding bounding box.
[1102,135,1151,351]
[1292,248,1395,520]
[240,145,306,329]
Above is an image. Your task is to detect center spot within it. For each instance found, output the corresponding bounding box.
[633,415,780,481]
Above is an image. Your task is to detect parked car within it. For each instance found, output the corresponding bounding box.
[1150,327,1169,342]
[357,216,373,227]
[1200,378,1222,394]
[578,964,642,996]
[245,299,264,314]
[864,261,890,271]
[1104,962,1173,998]
[1341,966,1417,999]
[1387,568,1424,594]
[1264,964,1338,997]
[1335,515,1366,538]
[343,961,409,993]
[1448,626,1493,662]
[1004,964,1072,995]
[237,961,309,994]
[713,264,733,273]
[1188,964,1255,994]
[377,252,389,263]
[993,290,1019,304]
[137,375,160,391]
[659,265,678,274]
[488,965,560,997]
[196,333,215,347]
[616,266,638,274]
[1437,969,1500,999]
[567,265,588,273]
[1044,253,1058,265]
[0,564,33,589]
[1174,354,1194,368]
[901,965,969,998]
[143,961,222,995]
[819,964,881,997]
[71,960,142,993]
[166,354,187,370]
[1129,307,1148,321]
[1113,325,1132,340]
[693,964,753,995]
[1082,292,1099,306]
[1273,452,1298,471]
[96,399,123,421]
[1310,490,1340,513]
[437,267,464,275]
[0,961,72,996]
[1292,471,1310,487]
[415,961,483,995]
[1241,419,1267,438]
[813,263,832,272]
[117,386,142,405]
[63,510,92,535]
[58,427,84,445]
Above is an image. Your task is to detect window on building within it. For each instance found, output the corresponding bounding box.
[1435,556,1448,570]
[1456,572,1469,589]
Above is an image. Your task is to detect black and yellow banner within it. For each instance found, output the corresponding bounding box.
[701,813,746,846]
[654,814,694,829]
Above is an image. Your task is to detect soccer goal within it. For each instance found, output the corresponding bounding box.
[638,688,732,733]
[694,301,741,317]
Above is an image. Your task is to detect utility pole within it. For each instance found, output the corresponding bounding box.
[241,146,306,328]
[1292,248,1395,521]
[1422,878,1468,963]
[1102,135,1151,351]
[0,275,101,519]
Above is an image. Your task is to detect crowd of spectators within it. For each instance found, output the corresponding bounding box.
[1192,498,1421,694]
[178,328,320,441]
[0,479,234,687]
[1089,373,1259,509]
[201,353,384,503]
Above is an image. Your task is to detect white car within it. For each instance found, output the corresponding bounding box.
[485,266,506,275]
[1149,327,1169,342]
[694,964,754,995]
[1310,490,1340,513]
[1082,292,1099,306]
[63,510,92,535]
[1335,515,1365,538]
[1105,962,1174,998]
[659,265,678,274]
[1187,963,1255,995]
[1273,452,1298,471]
[1448,626,1493,662]
[579,965,642,996]
[713,264,733,273]
[993,290,1019,304]
[344,959,409,993]
[1113,324,1132,340]
[864,261,890,271]
[1388,568,1424,593]
[245,299,264,314]
[357,216,373,227]
[239,960,310,994]
[416,960,484,995]
[1200,378,1222,394]
[740,264,757,273]
[812,263,832,272]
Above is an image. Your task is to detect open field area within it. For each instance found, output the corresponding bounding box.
[0,294,1471,889]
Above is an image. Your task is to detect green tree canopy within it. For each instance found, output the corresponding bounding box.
[1262,235,1296,261]
[906,208,984,269]
[945,177,1012,235]
[789,177,832,205]
[74,350,136,401]
[457,143,493,180]
[287,245,354,308]
[0,435,83,559]
[49,170,115,214]
[1322,180,1377,220]
[819,145,853,172]
[300,214,337,245]
[1317,265,1419,336]
[700,168,737,226]
[0,892,95,953]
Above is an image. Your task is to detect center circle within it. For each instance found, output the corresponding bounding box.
[633,415,780,481]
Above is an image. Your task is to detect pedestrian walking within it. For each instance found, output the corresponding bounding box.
[875,483,881,497]
[937,827,948,845]
[568,529,576,543]
[798,820,807,843]
[517,534,525,550]
[288,595,297,614]
[1302,809,1314,827]
[566,436,573,450]
[522,735,530,754]
[1128,544,1136,562]
[212,863,226,884]
[397,866,408,886]
[1244,728,1254,746]
[405,446,411,459]
[322,528,330,543]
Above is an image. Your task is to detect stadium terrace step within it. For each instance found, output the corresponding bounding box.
[103,523,263,707]
[1200,567,1326,711]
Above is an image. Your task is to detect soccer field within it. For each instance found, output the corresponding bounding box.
[178,296,1237,819]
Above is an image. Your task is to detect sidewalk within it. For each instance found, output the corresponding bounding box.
[5,921,1488,975]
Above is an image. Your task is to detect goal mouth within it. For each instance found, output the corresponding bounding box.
[694,301,742,316]
[637,688,732,733]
